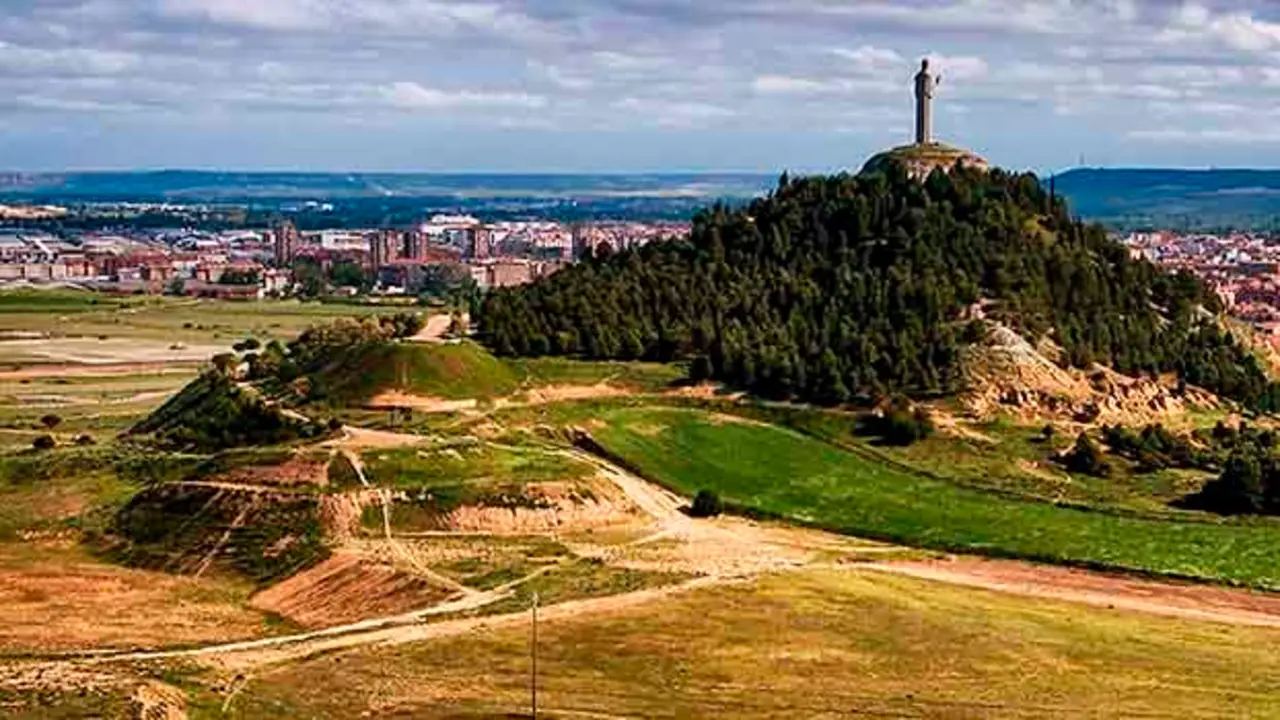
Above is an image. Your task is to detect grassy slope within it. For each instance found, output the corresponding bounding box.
[362,443,591,490]
[312,341,520,404]
[208,569,1280,718]
[502,356,685,393]
[593,407,1280,589]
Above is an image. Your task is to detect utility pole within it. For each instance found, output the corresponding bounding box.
[530,591,539,720]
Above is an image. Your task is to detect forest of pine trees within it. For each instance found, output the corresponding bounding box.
[479,162,1280,409]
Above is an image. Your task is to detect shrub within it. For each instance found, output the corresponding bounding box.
[32,435,56,451]
[1061,432,1111,478]
[880,408,934,447]
[74,434,96,446]
[689,489,724,518]
[1185,452,1269,515]
[39,414,62,430]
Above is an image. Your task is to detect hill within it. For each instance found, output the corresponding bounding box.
[129,371,329,451]
[1054,167,1280,230]
[480,162,1280,410]
[306,341,519,406]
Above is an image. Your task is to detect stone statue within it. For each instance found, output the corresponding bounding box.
[914,58,940,145]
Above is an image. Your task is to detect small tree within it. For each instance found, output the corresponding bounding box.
[689,490,724,518]
[32,435,56,451]
[881,408,934,446]
[1062,432,1111,478]
[39,414,62,430]
[165,278,186,297]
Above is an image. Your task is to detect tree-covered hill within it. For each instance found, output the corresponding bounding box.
[479,163,1280,409]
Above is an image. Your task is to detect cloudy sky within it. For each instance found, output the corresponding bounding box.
[5,0,1280,172]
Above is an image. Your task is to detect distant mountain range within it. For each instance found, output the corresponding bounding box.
[6,168,1280,230]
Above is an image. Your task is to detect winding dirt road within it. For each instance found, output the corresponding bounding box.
[11,427,1280,683]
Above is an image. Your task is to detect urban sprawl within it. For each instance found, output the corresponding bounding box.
[0,207,687,298]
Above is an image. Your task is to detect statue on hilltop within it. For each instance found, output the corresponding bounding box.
[914,58,940,146]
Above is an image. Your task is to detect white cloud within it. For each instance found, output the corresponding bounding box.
[158,0,328,32]
[528,61,592,91]
[1128,127,1280,144]
[613,97,734,128]
[592,51,670,72]
[925,53,989,81]
[0,43,139,76]
[381,81,546,110]
[830,45,905,75]
[753,75,829,95]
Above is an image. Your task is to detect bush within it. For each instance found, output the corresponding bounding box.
[689,489,724,518]
[74,434,96,446]
[880,408,934,447]
[689,355,713,383]
[32,435,56,451]
[39,414,62,430]
[1061,432,1110,478]
[1185,452,1269,515]
[857,398,934,447]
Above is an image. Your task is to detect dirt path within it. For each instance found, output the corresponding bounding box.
[864,557,1280,629]
[339,447,474,597]
[330,426,431,450]
[15,574,724,674]
[407,314,454,344]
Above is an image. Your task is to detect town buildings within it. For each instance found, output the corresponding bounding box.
[0,217,688,298]
[1123,230,1280,343]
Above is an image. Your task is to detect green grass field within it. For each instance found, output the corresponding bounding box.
[202,568,1280,718]
[362,442,592,490]
[502,356,686,393]
[592,406,1280,589]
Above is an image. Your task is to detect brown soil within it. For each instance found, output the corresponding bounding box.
[128,680,188,720]
[332,426,431,450]
[406,314,454,344]
[215,457,329,488]
[367,391,478,413]
[503,383,630,407]
[250,554,454,629]
[865,557,1280,628]
[442,482,637,534]
[318,491,379,540]
[0,547,270,653]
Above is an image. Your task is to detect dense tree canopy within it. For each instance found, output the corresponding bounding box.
[480,163,1279,408]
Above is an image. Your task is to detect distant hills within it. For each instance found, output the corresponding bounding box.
[0,170,772,202]
[8,168,1280,230]
[1053,168,1280,231]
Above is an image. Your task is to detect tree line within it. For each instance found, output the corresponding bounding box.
[479,163,1280,409]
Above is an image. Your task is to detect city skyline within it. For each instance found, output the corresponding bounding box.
[7,1,1280,172]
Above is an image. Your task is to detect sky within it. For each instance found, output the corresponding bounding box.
[6,0,1280,173]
